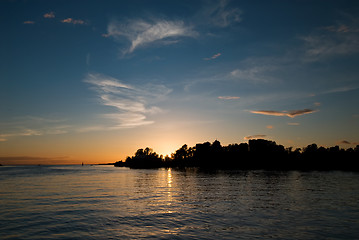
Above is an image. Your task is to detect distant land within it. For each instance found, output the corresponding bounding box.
[115,139,359,171]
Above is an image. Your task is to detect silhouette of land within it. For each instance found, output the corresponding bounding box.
[114,139,359,171]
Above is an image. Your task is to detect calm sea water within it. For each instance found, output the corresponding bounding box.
[0,165,359,239]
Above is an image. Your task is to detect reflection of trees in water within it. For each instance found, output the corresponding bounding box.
[114,139,359,171]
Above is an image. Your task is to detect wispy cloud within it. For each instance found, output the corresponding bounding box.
[24,12,88,26]
[303,17,359,60]
[23,21,35,24]
[218,96,240,100]
[0,129,41,139]
[183,56,285,94]
[0,116,70,142]
[250,109,317,118]
[310,86,359,98]
[323,86,358,94]
[230,64,278,83]
[0,127,69,140]
[303,35,359,60]
[84,73,171,129]
[199,0,242,27]
[324,24,359,33]
[104,19,198,54]
[204,53,221,60]
[104,113,153,128]
[61,18,86,25]
[337,140,359,145]
[244,135,266,140]
[266,125,274,129]
[44,12,55,18]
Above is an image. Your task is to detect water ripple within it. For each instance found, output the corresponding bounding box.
[1,167,359,239]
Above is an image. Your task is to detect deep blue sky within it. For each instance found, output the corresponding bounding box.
[1,0,359,164]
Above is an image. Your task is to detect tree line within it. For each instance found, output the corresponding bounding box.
[114,139,359,171]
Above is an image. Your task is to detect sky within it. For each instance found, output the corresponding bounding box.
[1,0,359,165]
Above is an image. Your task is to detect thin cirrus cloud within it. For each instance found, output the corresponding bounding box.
[324,24,359,33]
[302,17,359,60]
[303,35,359,60]
[218,96,240,100]
[204,53,221,60]
[23,11,87,25]
[230,65,278,83]
[104,19,198,54]
[61,18,85,25]
[338,140,359,145]
[309,86,358,98]
[0,116,70,141]
[0,128,63,142]
[322,86,358,94]
[250,109,317,118]
[84,73,171,129]
[44,12,55,18]
[23,21,35,24]
[198,0,242,27]
[244,135,267,140]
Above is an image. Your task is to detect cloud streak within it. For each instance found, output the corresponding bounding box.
[61,18,85,25]
[199,0,242,27]
[23,21,35,24]
[338,140,359,145]
[250,109,317,118]
[84,73,171,129]
[204,53,221,60]
[303,17,359,60]
[44,12,55,18]
[230,64,278,83]
[0,116,70,141]
[24,11,87,26]
[244,135,267,140]
[218,96,240,100]
[324,24,359,33]
[322,86,358,94]
[105,19,198,54]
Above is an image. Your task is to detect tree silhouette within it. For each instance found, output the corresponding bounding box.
[123,147,163,169]
[114,140,359,171]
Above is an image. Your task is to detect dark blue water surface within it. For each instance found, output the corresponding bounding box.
[1,165,359,239]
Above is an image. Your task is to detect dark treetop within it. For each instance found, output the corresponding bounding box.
[115,139,359,171]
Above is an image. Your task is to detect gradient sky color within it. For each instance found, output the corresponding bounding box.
[1,0,359,165]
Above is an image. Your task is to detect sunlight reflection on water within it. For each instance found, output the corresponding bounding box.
[0,166,359,239]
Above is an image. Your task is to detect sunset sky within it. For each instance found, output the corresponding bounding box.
[1,0,359,165]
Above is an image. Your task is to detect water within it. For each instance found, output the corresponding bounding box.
[1,166,359,239]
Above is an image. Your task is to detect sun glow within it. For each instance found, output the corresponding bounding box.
[156,144,178,157]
